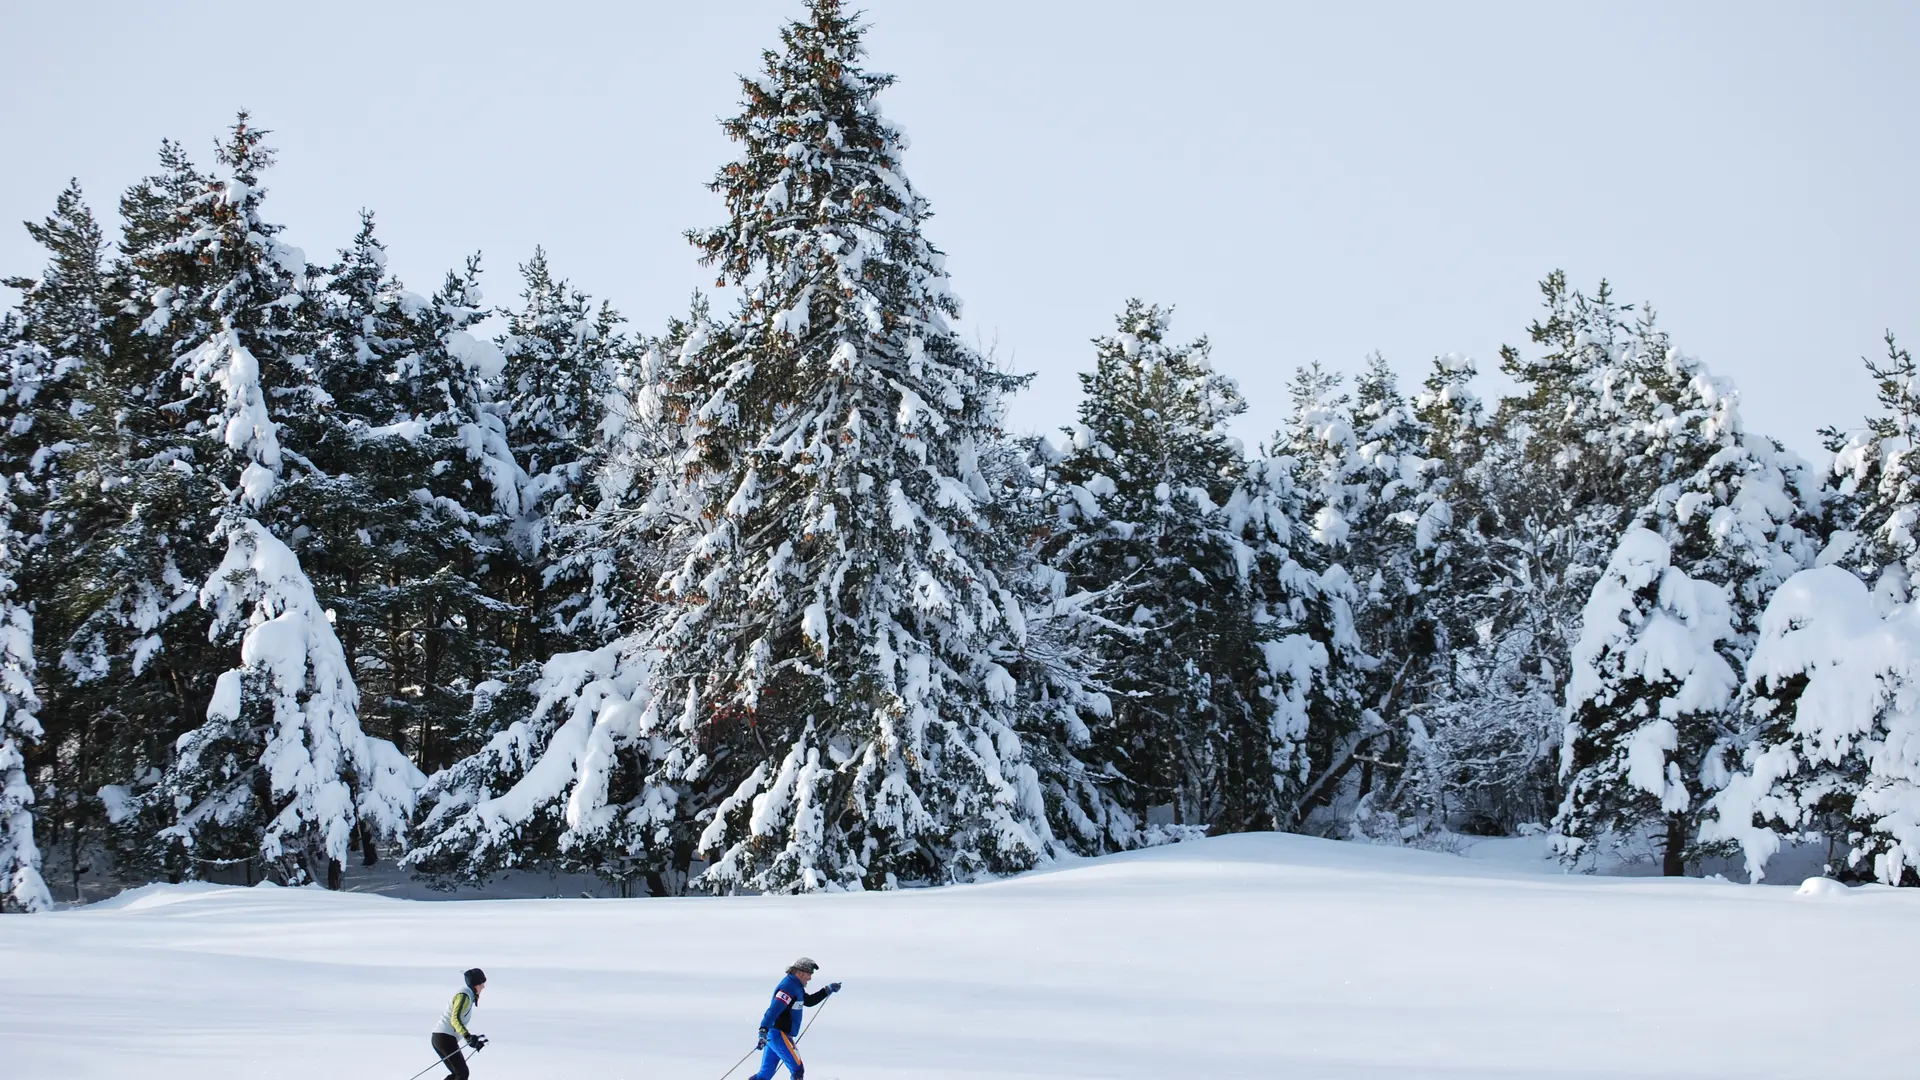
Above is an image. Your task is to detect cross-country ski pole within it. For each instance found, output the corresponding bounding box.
[403,1042,482,1080]
[716,1044,757,1080]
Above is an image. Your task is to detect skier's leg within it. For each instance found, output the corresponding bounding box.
[431,1033,470,1080]
[749,1032,803,1079]
[775,1030,804,1079]
[747,1042,784,1080]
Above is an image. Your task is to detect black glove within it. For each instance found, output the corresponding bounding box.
[756,1029,768,1050]
[828,981,842,993]
[466,1033,487,1050]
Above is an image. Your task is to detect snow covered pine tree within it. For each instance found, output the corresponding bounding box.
[412,0,1063,895]
[1707,333,1920,885]
[0,179,105,905]
[1279,353,1456,836]
[1393,354,1564,832]
[0,442,49,911]
[675,0,1056,892]
[130,116,421,888]
[1047,302,1299,837]
[403,298,699,895]
[1556,340,1817,875]
[498,248,624,659]
[296,224,520,774]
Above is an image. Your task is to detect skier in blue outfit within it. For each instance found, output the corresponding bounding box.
[750,957,841,1080]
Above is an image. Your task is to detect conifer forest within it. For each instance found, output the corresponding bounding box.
[8,0,1920,914]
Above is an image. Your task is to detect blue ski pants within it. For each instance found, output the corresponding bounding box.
[749,1028,803,1080]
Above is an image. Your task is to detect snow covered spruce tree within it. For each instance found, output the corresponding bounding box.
[544,302,706,650]
[54,139,237,885]
[975,430,1127,856]
[0,181,107,898]
[1047,301,1319,837]
[412,6,1076,894]
[274,214,414,766]
[1554,346,1819,875]
[668,0,1064,891]
[403,307,702,892]
[1705,333,1920,885]
[290,221,519,775]
[386,258,520,772]
[497,249,624,659]
[0,179,101,520]
[0,462,49,911]
[1409,277,1679,838]
[1234,448,1362,832]
[1344,356,1454,702]
[1705,566,1920,885]
[119,116,421,887]
[1393,354,1564,831]
[1278,354,1456,835]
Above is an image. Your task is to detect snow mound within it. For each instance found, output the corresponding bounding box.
[1795,876,1850,899]
[81,881,237,912]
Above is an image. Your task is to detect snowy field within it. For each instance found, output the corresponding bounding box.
[2,834,1914,1080]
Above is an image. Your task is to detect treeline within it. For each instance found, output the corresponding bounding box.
[2,0,1916,910]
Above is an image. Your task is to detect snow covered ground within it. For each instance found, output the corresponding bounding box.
[3,833,1913,1079]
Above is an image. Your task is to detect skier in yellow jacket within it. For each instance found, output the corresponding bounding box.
[429,968,489,1080]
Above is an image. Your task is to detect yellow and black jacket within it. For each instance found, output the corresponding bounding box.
[433,987,477,1039]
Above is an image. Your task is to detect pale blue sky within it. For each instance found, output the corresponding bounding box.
[3,2,1914,456]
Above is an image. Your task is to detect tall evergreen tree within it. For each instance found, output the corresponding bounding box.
[0,439,48,912]
[416,1,1066,894]
[1396,355,1563,832]
[1,181,107,897]
[987,430,1126,855]
[406,302,701,893]
[279,220,517,779]
[546,302,702,648]
[1706,332,1920,885]
[1046,301,1292,836]
[1555,349,1819,874]
[1,179,101,482]
[380,258,520,772]
[1233,449,1362,831]
[275,212,409,771]
[669,0,1059,891]
[1490,277,1645,676]
[497,249,621,659]
[1345,354,1452,693]
[1410,276,1673,837]
[111,115,421,886]
[1289,354,1455,832]
[58,139,231,884]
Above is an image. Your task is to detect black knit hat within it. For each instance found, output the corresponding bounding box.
[464,967,487,989]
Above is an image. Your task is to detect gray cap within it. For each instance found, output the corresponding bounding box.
[788,957,819,974]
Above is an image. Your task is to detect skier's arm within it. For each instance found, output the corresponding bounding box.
[758,987,795,1032]
[447,992,472,1038]
[802,987,833,1006]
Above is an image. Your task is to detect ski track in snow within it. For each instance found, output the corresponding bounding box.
[2,833,1913,1079]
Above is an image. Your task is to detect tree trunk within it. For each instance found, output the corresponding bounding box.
[68,763,88,903]
[1662,813,1688,877]
[326,857,343,891]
